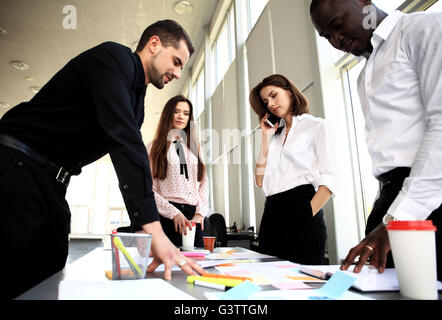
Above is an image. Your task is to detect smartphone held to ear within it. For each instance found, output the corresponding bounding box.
[265,113,280,127]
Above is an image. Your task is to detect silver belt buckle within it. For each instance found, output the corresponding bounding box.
[56,167,70,187]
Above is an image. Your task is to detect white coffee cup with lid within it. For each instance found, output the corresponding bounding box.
[386,220,438,299]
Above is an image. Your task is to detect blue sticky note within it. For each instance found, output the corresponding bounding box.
[218,280,262,300]
[308,296,334,300]
[291,267,300,273]
[315,270,356,298]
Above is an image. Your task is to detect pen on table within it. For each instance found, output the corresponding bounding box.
[111,230,121,278]
[187,276,243,287]
[194,280,232,291]
[299,266,331,280]
[201,272,253,282]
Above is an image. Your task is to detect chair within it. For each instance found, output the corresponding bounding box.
[208,213,228,247]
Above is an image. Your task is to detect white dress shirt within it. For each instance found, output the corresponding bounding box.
[261,114,336,197]
[357,11,442,220]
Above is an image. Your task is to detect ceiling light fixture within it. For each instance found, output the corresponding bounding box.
[30,86,41,94]
[10,60,29,71]
[25,76,35,81]
[0,102,11,109]
[174,1,193,15]
[0,27,6,35]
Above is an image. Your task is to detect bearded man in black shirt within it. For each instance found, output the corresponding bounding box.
[0,19,205,299]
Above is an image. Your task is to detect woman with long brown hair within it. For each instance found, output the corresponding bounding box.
[250,74,336,265]
[147,95,209,249]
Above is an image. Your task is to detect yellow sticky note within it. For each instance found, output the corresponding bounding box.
[250,276,271,285]
[286,275,324,282]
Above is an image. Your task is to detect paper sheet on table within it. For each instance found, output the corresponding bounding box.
[272,282,314,290]
[204,289,372,300]
[300,265,442,292]
[58,279,196,300]
[118,247,234,272]
[206,251,275,260]
[148,258,235,272]
[214,260,324,285]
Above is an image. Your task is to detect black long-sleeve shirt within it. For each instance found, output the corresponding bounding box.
[0,41,159,227]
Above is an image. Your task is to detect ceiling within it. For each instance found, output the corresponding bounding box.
[0,0,218,142]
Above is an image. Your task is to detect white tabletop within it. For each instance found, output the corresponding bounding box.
[16,247,441,300]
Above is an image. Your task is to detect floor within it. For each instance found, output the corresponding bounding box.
[67,238,104,264]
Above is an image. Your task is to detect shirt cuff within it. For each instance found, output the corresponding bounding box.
[128,197,160,226]
[195,204,208,217]
[387,192,432,221]
[158,205,181,220]
[318,174,336,196]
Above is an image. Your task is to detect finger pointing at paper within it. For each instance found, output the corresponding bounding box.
[143,221,205,280]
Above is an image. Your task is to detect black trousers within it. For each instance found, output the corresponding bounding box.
[366,167,442,281]
[159,201,204,248]
[258,184,327,265]
[0,145,71,300]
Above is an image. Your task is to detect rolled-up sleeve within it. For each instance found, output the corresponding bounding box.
[84,44,159,227]
[315,120,336,195]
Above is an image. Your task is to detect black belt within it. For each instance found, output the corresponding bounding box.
[377,167,411,190]
[169,201,196,211]
[0,134,73,187]
[266,184,315,202]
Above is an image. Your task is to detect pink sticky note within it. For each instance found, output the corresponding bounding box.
[181,252,206,257]
[272,282,314,290]
[226,270,252,276]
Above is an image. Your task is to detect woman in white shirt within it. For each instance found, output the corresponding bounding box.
[147,95,210,249]
[250,74,335,264]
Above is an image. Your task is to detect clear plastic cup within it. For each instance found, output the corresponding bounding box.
[111,231,152,280]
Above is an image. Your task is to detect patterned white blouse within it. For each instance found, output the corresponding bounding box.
[146,138,209,220]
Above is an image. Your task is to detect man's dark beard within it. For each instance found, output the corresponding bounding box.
[148,61,164,89]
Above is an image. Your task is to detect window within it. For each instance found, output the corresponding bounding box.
[66,162,97,235]
[247,0,268,32]
[373,0,406,12]
[213,20,229,86]
[66,157,128,237]
[212,5,236,87]
[427,0,442,12]
[195,71,205,119]
[342,62,379,222]
[215,20,229,83]
[191,68,205,120]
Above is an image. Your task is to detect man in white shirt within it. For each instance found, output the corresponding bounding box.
[310,0,442,280]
